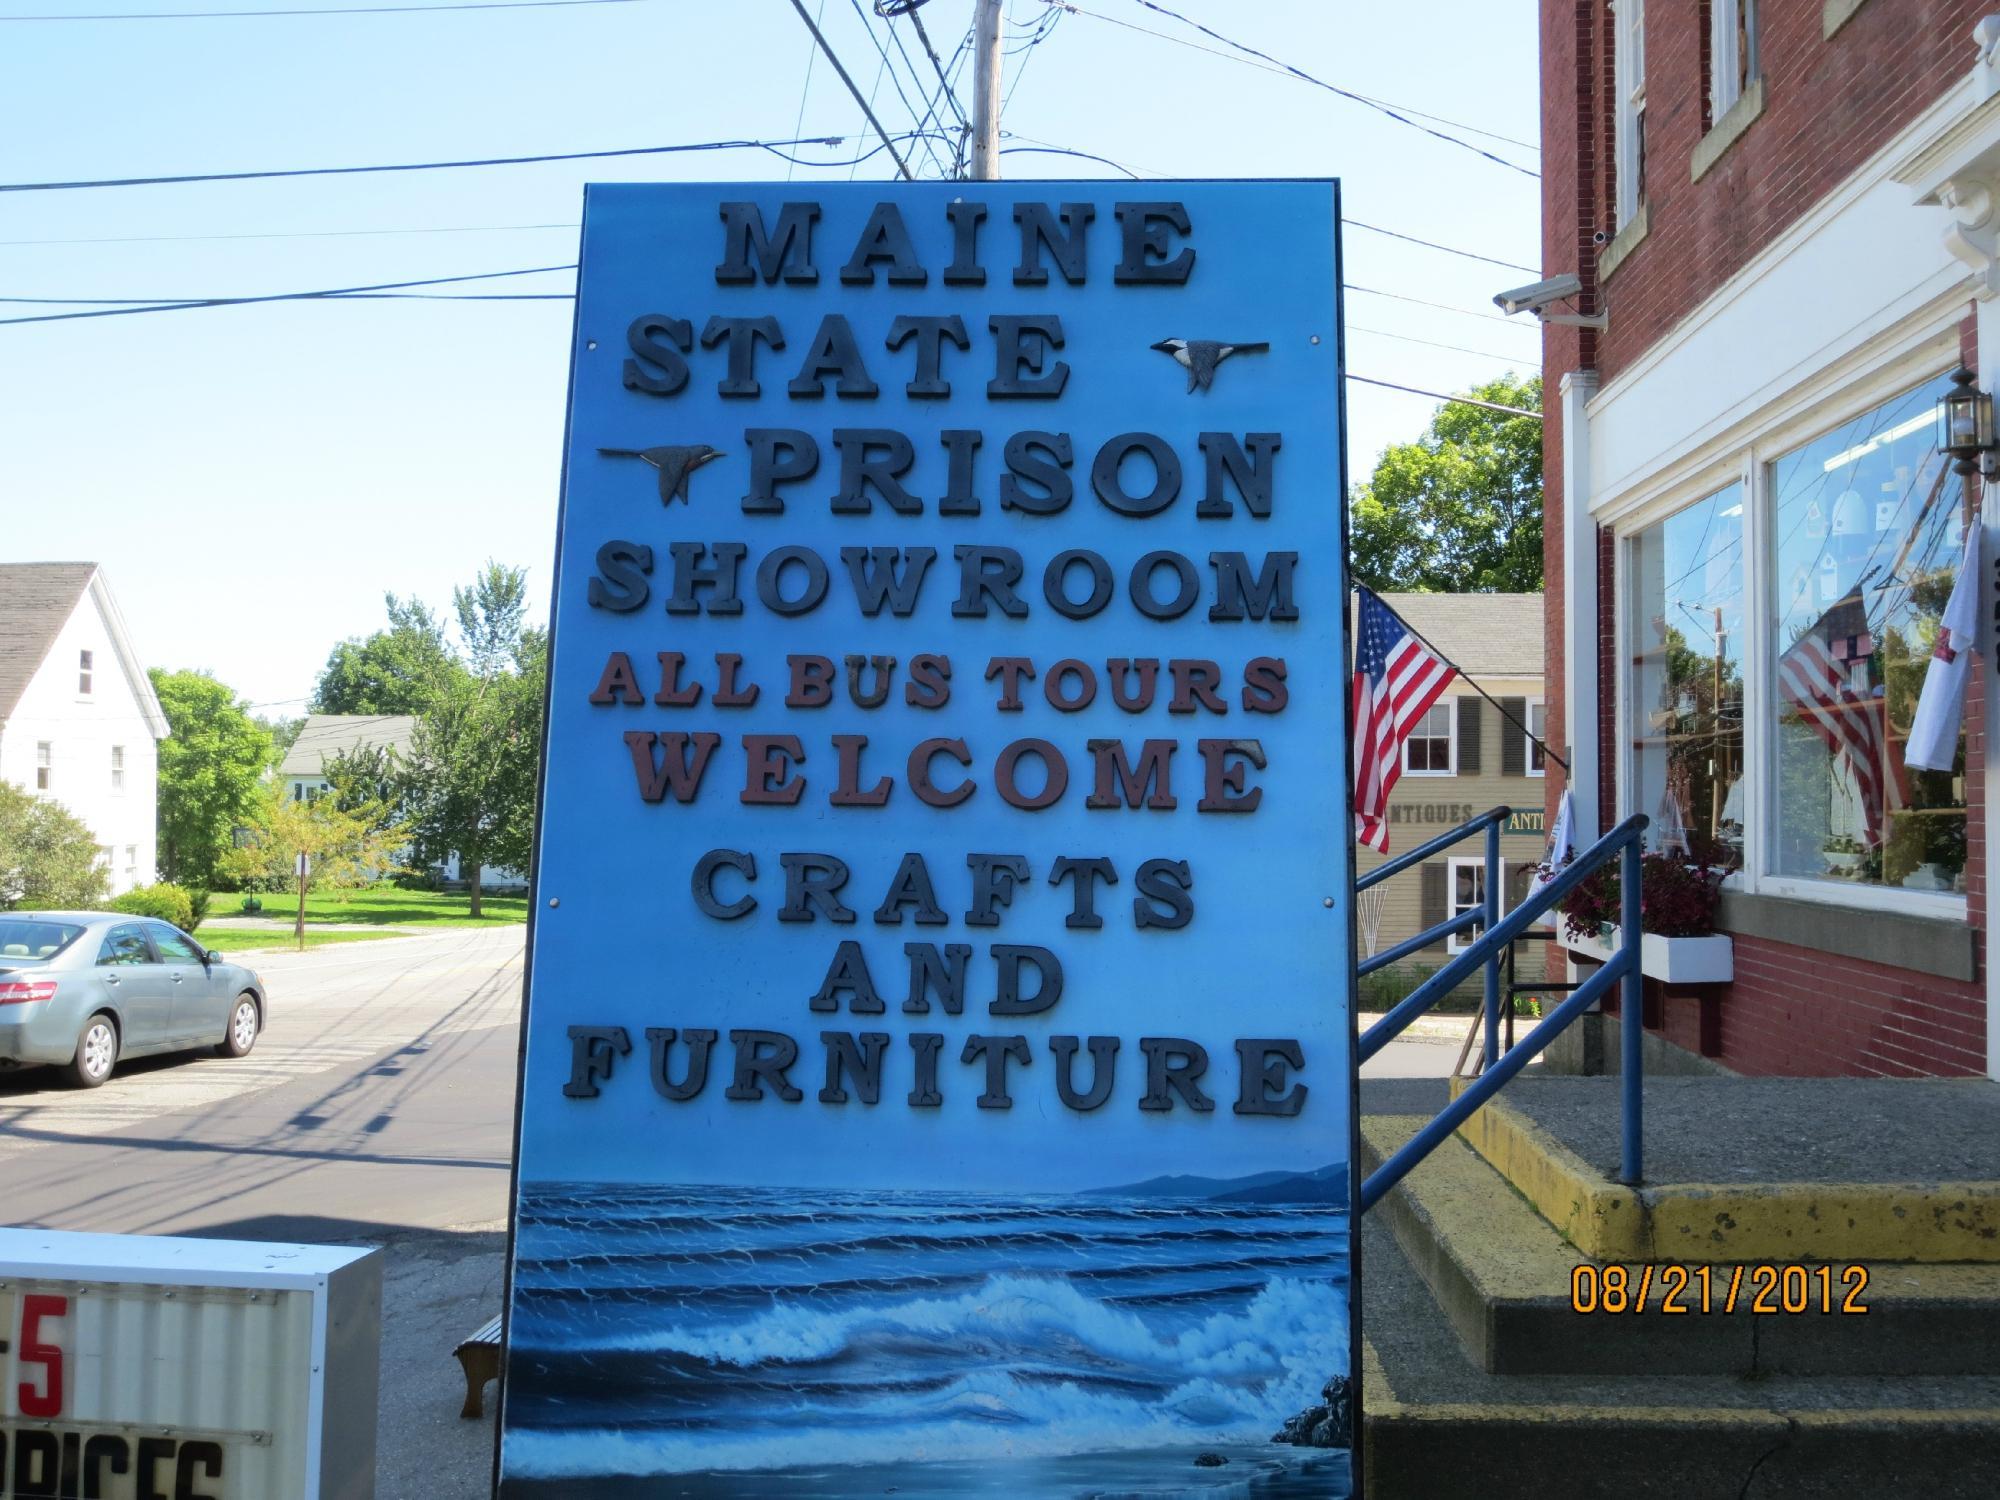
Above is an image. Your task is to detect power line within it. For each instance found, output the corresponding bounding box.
[786,0,916,181]
[0,0,654,16]
[843,0,945,177]
[0,221,578,246]
[1053,0,1538,178]
[0,264,574,326]
[1346,219,1538,275]
[0,133,867,193]
[1347,282,1540,328]
[1347,323,1541,368]
[1347,374,1542,420]
[786,0,830,183]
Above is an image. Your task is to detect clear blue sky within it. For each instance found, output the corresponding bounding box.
[0,0,1541,711]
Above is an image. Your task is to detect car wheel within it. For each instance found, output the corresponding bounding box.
[66,1013,119,1089]
[215,995,259,1059]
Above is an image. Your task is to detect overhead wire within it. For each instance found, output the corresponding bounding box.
[1347,324,1540,367]
[1347,375,1543,420]
[0,133,872,193]
[842,0,946,177]
[0,264,575,326]
[1051,0,1538,178]
[0,0,655,17]
[783,0,916,180]
[785,0,830,182]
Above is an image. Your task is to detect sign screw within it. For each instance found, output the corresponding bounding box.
[586,340,598,350]
[1323,896,1335,908]
[548,897,560,908]
[1310,335,1321,345]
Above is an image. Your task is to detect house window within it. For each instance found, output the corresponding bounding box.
[1768,371,1964,893]
[78,649,93,696]
[1446,857,1502,953]
[1709,0,1758,122]
[124,846,138,885]
[1613,0,1647,226]
[110,745,125,793]
[35,742,51,792]
[1629,482,1747,867]
[1526,700,1548,777]
[1404,701,1455,775]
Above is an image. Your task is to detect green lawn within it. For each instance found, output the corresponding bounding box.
[216,885,528,928]
[209,928,416,953]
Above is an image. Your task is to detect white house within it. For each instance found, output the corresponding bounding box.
[0,563,169,895]
[280,712,524,890]
[279,713,417,804]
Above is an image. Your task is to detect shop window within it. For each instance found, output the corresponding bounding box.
[1404,701,1455,775]
[1629,483,1746,868]
[1768,371,1966,894]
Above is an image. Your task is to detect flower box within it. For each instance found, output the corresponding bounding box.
[1560,926,1734,985]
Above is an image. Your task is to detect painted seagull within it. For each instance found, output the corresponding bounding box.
[597,444,722,505]
[1149,337,1270,393]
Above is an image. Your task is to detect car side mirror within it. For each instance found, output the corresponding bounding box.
[204,949,224,965]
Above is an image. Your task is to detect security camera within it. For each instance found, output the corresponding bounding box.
[1493,273,1584,317]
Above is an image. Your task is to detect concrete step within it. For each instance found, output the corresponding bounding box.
[1445,1075,2000,1263]
[1361,1115,2000,1377]
[1359,1214,2000,1499]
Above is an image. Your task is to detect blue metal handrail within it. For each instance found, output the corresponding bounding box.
[1359,813,1650,1209]
[1356,806,1509,982]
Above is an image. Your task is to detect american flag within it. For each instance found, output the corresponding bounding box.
[1353,590,1458,853]
[1777,590,1898,849]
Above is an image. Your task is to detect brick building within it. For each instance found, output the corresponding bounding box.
[1531,0,2000,1077]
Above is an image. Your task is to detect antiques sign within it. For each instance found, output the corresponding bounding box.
[499,181,1356,1497]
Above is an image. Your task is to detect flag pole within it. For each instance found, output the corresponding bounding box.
[1358,585,1571,772]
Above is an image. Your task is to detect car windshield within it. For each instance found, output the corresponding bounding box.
[0,919,87,963]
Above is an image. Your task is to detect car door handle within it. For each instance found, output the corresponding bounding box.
[104,975,119,986]
[170,973,183,983]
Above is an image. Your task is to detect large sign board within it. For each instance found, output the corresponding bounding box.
[500,179,1356,1497]
[0,1229,378,1500]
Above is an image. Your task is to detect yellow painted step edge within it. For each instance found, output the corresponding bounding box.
[1444,1078,2000,1264]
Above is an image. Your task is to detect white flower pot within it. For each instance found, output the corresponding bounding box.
[1560,926,1734,984]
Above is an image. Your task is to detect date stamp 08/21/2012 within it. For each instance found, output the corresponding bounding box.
[1570,1263,1872,1315]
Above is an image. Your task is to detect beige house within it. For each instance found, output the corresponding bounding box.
[1356,593,1548,969]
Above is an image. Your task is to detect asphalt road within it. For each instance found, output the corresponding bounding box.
[0,925,524,1237]
[0,926,1452,1499]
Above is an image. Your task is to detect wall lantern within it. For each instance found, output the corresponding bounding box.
[1937,367,1999,477]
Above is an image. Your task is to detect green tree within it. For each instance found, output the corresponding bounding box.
[401,567,543,917]
[310,593,455,715]
[1349,373,1544,593]
[151,669,275,889]
[220,781,407,947]
[0,785,108,910]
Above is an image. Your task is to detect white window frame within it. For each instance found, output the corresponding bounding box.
[1710,0,1758,121]
[35,742,51,792]
[1402,698,1457,777]
[77,649,93,697]
[124,846,138,885]
[1446,856,1504,953]
[1605,332,1968,922]
[1525,698,1547,778]
[110,744,125,794]
[1613,0,1647,226]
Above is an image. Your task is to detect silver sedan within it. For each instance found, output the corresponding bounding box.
[0,912,267,1088]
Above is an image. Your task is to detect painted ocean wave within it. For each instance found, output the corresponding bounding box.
[503,1181,1349,1487]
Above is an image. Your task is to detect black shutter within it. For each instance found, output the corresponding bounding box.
[1420,862,1447,946]
[1456,697,1481,775]
[1500,696,1526,777]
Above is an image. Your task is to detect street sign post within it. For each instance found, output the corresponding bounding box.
[499,180,1356,1497]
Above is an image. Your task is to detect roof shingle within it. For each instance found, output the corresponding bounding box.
[0,562,98,722]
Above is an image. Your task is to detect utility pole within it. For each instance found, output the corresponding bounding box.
[970,0,1005,179]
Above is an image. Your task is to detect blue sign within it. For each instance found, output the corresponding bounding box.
[499,179,1356,1497]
